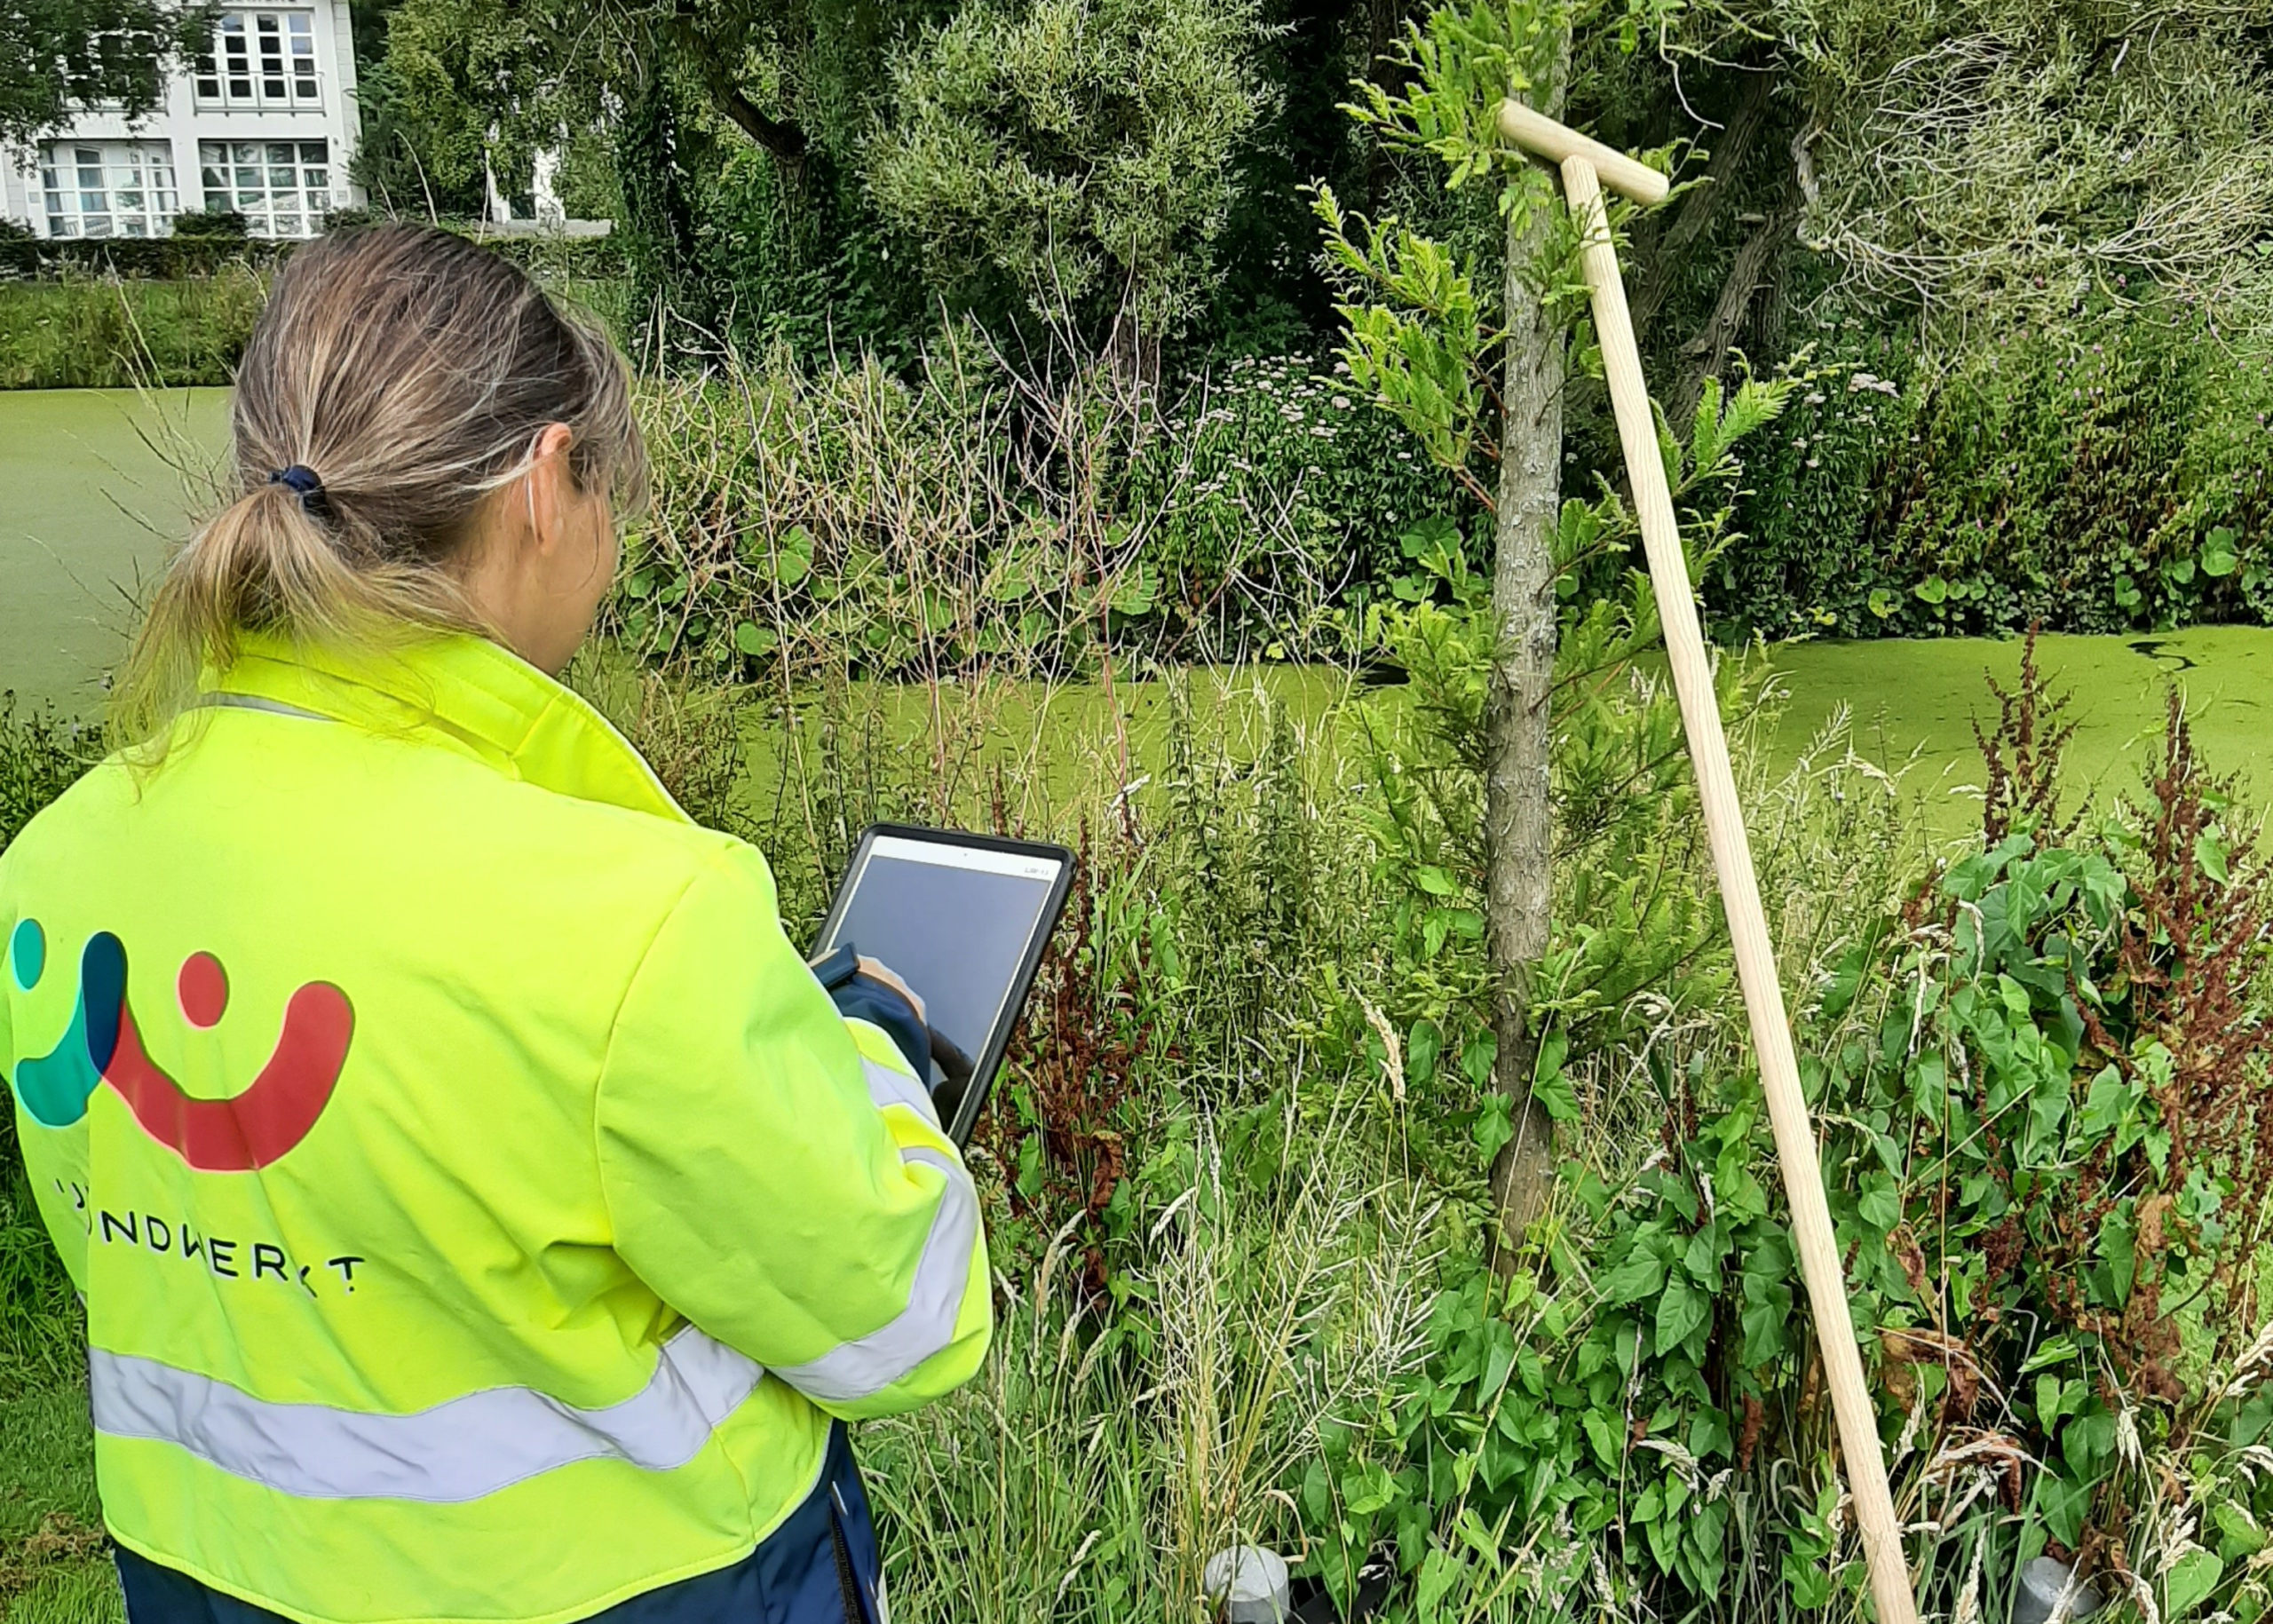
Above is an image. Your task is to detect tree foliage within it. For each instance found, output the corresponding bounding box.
[1775,0,2273,324]
[864,0,1275,356]
[0,0,209,146]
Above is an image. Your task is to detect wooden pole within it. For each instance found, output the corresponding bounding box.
[1501,107,1921,1624]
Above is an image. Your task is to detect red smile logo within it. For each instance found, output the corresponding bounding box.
[110,948,355,1170]
[11,927,354,1171]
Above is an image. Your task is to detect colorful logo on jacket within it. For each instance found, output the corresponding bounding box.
[8,919,353,1171]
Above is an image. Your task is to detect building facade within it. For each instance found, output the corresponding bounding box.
[4,0,364,240]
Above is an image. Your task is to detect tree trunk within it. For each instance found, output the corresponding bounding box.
[1674,203,1792,424]
[1631,71,1771,340]
[1483,42,1571,1256]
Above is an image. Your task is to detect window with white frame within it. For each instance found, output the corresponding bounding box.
[40,143,179,238]
[200,140,333,237]
[194,11,321,108]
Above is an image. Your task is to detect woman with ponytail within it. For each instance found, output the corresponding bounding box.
[3,225,988,1624]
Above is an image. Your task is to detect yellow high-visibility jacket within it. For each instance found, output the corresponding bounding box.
[0,631,991,1624]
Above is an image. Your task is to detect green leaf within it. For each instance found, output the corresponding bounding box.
[1342,1461,1397,1517]
[1408,1019,1442,1087]
[1857,1171,1902,1233]
[2216,1501,2266,1558]
[1533,1030,1579,1121]
[772,526,812,588]
[1582,1409,1620,1470]
[1913,575,1949,605]
[733,620,776,656]
[1654,1275,1709,1355]
[2020,1336,2080,1374]
[1414,865,1456,897]
[1473,1094,1515,1164]
[2166,1549,2223,1618]
[2203,527,2240,578]
[2034,1470,2093,1548]
[1602,1247,1667,1305]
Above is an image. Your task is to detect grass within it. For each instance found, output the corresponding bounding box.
[0,1389,114,1624]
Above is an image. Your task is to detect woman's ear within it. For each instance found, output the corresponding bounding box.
[524,423,579,557]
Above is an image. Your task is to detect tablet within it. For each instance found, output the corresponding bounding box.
[812,824,1075,1145]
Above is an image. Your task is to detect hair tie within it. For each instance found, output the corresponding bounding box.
[268,463,332,519]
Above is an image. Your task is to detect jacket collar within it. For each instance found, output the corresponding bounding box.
[208,632,691,825]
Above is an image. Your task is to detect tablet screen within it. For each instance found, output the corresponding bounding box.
[816,834,1066,1076]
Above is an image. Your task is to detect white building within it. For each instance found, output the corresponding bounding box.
[4,0,364,240]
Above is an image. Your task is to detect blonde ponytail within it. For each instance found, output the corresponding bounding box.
[113,224,647,754]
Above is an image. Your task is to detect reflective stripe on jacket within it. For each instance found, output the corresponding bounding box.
[0,632,992,1624]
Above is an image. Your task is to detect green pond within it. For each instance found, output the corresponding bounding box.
[5,388,2270,834]
[1,388,232,713]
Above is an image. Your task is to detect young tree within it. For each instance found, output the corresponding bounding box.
[2,0,209,146]
[862,0,1273,378]
[1322,0,1583,1247]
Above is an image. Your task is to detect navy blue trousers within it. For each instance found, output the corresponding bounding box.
[116,1424,884,1624]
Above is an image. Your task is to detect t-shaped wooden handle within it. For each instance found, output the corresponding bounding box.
[1499,103,1922,1624]
[1495,99,1669,204]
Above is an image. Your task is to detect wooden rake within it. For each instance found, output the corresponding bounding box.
[1496,100,1921,1624]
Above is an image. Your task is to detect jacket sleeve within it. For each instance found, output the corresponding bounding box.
[594,844,992,1420]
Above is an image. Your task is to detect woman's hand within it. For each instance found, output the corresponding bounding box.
[853,956,926,1025]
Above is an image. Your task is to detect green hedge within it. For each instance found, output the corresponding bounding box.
[0,234,295,281]
[1723,300,2273,638]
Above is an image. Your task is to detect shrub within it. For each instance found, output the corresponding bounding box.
[616,335,1463,678]
[1308,637,2273,1621]
[167,209,249,241]
[1726,300,2273,638]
